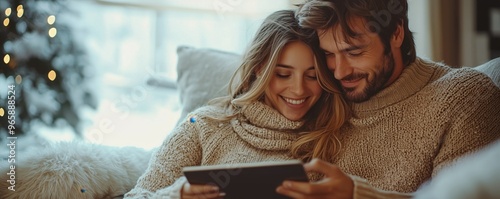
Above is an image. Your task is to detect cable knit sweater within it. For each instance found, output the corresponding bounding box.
[124,101,304,199]
[125,58,500,199]
[342,58,500,199]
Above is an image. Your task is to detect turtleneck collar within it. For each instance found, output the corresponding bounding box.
[351,58,438,112]
[240,101,304,130]
[231,101,303,150]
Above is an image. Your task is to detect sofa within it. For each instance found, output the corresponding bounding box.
[1,45,498,199]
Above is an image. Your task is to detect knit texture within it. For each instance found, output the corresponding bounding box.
[125,58,500,199]
[339,58,500,198]
[124,101,303,198]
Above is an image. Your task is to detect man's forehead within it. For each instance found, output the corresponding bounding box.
[318,29,367,49]
[317,17,374,48]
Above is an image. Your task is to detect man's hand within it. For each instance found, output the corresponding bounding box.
[276,158,354,199]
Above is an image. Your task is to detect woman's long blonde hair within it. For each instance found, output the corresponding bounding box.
[209,9,349,162]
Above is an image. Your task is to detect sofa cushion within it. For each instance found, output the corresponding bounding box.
[175,46,241,125]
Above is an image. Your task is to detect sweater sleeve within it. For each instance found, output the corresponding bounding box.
[432,74,500,175]
[124,119,202,198]
[350,175,413,199]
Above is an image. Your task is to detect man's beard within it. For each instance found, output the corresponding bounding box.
[341,53,395,103]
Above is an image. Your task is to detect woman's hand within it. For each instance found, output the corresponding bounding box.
[181,182,225,199]
[276,158,354,199]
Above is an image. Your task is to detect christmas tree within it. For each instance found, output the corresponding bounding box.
[0,0,97,140]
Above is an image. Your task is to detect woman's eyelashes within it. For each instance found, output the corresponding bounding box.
[306,75,318,80]
[274,72,317,80]
[276,73,290,78]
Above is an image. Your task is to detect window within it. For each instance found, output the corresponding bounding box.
[64,0,290,149]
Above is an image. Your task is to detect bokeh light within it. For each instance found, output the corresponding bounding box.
[48,70,57,81]
[5,8,11,16]
[15,75,22,84]
[17,5,24,18]
[3,18,9,26]
[49,27,57,37]
[3,54,10,64]
[47,15,55,25]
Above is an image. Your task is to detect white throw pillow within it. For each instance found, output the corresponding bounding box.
[175,46,241,125]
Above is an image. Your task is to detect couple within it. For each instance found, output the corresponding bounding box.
[126,0,500,198]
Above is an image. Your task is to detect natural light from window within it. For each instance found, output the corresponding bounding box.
[37,0,431,150]
[39,0,292,150]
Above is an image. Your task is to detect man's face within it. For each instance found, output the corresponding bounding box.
[318,17,400,103]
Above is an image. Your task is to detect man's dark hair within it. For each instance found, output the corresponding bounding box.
[296,0,416,66]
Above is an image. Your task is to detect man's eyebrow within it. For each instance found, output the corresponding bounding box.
[319,44,366,54]
[340,44,367,52]
[319,47,332,53]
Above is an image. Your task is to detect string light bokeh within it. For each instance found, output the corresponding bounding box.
[2,4,59,84]
[1,0,96,138]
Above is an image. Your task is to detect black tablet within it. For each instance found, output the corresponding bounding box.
[182,159,308,199]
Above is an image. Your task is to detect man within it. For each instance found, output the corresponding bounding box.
[276,0,500,198]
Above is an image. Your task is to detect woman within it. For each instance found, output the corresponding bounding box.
[125,9,348,199]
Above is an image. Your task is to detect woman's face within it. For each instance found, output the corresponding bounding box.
[263,41,323,121]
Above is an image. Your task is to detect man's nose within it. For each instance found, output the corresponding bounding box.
[331,56,352,80]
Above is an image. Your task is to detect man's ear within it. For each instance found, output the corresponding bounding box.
[391,21,405,48]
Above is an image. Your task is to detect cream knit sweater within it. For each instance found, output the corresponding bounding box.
[125,58,500,199]
[340,58,500,199]
[125,101,304,199]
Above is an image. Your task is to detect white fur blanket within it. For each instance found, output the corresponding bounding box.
[0,140,152,199]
